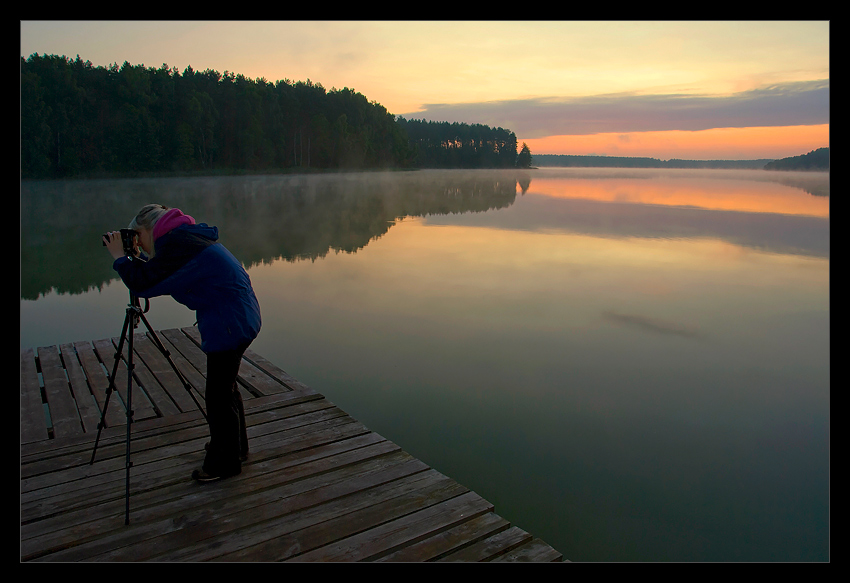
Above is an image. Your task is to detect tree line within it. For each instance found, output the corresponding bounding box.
[21,53,530,179]
[532,149,830,171]
[396,118,528,169]
[763,148,829,171]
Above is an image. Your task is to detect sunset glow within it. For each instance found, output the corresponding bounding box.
[520,124,829,161]
[20,21,829,160]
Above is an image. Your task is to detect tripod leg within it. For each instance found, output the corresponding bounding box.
[138,312,208,421]
[90,309,132,465]
[124,321,136,525]
[91,292,145,525]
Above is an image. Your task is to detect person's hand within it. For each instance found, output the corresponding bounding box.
[103,231,127,260]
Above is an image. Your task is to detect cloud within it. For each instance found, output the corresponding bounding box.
[403,80,829,138]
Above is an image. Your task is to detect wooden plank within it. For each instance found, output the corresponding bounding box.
[235,357,290,396]
[158,328,207,378]
[490,538,565,562]
[20,348,48,444]
[157,328,259,403]
[178,326,290,397]
[37,346,83,439]
[251,475,472,562]
[108,334,162,422]
[131,334,196,416]
[22,398,351,496]
[375,512,511,562]
[91,337,156,423]
[178,465,454,562]
[21,394,346,483]
[20,335,566,563]
[153,330,207,384]
[243,347,313,394]
[286,490,495,562]
[46,445,423,562]
[22,428,386,528]
[25,444,417,562]
[59,343,103,434]
[20,406,206,467]
[21,413,377,547]
[21,415,211,505]
[437,525,534,562]
[73,340,125,429]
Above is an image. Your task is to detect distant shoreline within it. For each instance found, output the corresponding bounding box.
[20,163,830,184]
[533,154,772,170]
[533,148,829,171]
[20,151,829,183]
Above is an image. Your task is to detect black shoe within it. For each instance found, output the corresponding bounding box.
[204,441,248,462]
[192,467,240,483]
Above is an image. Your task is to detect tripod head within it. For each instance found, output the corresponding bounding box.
[129,292,150,310]
[127,292,151,329]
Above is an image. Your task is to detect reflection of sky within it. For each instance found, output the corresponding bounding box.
[248,192,829,490]
[527,171,829,217]
[424,170,830,259]
[245,168,829,444]
[250,216,828,358]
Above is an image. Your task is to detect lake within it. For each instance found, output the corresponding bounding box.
[20,167,830,561]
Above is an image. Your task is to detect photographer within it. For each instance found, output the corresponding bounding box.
[104,204,261,483]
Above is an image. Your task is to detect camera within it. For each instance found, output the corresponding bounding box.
[102,228,139,256]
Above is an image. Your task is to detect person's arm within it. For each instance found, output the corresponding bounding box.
[110,229,206,298]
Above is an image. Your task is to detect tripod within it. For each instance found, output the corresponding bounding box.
[90,291,207,525]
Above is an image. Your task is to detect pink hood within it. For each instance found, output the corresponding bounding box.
[152,208,196,241]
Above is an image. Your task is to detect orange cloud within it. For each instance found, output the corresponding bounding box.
[520,124,828,160]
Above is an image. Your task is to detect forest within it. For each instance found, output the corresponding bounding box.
[763,148,829,171]
[395,118,522,169]
[21,53,526,179]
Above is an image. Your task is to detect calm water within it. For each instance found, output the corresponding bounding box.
[20,168,829,561]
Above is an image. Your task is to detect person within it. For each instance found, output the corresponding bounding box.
[103,204,261,483]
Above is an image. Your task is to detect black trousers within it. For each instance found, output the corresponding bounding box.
[203,344,249,474]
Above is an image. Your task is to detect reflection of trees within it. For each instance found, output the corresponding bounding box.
[764,174,829,198]
[20,170,530,299]
[215,171,525,268]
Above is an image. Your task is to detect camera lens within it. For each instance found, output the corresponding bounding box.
[120,229,138,254]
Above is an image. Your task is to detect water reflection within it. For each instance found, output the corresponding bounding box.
[426,168,829,259]
[20,170,527,300]
[19,168,829,561]
[238,203,828,561]
[529,167,829,207]
[20,168,828,301]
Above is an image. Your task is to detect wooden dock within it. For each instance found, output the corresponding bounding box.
[21,327,565,562]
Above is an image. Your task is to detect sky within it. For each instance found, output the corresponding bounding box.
[20,21,830,160]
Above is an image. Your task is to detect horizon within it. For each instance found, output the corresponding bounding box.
[21,21,829,161]
[528,148,826,162]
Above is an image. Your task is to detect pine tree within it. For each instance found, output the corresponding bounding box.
[517,142,533,168]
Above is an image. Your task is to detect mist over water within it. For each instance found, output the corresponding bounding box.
[21,168,829,561]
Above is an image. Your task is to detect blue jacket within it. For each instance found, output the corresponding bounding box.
[113,223,261,353]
